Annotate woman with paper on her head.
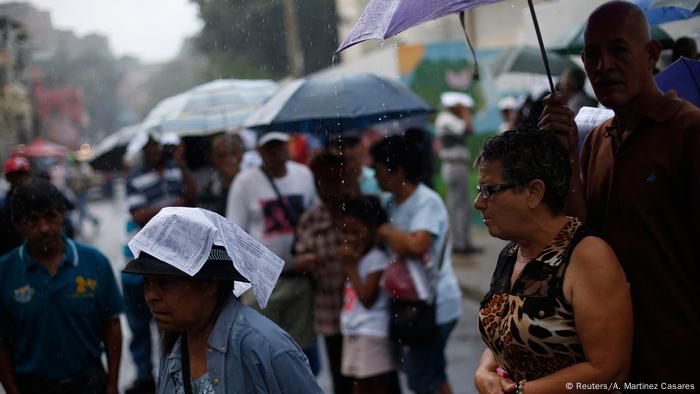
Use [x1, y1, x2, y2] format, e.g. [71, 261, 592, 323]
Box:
[122, 207, 322, 394]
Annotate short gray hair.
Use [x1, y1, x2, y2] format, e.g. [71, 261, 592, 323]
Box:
[475, 127, 570, 214]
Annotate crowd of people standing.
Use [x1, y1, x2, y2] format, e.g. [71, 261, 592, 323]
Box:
[0, 1, 699, 393]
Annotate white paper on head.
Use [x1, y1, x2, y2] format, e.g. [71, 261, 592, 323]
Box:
[128, 207, 284, 309]
[575, 106, 615, 136]
[201, 210, 283, 309]
[128, 208, 215, 276]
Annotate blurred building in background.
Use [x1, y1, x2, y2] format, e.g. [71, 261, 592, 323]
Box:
[0, 2, 130, 149]
[0, 11, 31, 164]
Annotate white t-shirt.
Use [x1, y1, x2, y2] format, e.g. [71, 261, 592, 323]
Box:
[435, 110, 467, 137]
[226, 161, 317, 265]
[386, 184, 462, 324]
[341, 248, 391, 337]
[435, 111, 470, 162]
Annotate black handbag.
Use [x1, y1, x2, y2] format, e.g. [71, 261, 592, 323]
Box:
[389, 298, 437, 345]
[388, 229, 449, 346]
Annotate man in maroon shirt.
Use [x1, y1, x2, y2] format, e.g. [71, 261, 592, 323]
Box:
[540, 1, 700, 388]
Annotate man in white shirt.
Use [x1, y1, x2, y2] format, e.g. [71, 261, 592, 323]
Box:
[435, 92, 481, 254]
[226, 132, 318, 367]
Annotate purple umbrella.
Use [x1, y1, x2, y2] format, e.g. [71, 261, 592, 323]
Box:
[337, 0, 558, 93]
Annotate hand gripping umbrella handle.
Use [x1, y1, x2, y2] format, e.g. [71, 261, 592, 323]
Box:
[527, 0, 556, 94]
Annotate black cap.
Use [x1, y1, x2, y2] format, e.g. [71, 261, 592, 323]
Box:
[123, 245, 250, 282]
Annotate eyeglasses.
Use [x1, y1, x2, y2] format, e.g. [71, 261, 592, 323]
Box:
[476, 183, 516, 199]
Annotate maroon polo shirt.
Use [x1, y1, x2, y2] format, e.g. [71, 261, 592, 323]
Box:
[581, 91, 700, 386]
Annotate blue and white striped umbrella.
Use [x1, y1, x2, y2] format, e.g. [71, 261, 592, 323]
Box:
[142, 79, 279, 137]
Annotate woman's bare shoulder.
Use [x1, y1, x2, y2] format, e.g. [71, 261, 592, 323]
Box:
[564, 235, 628, 298]
[570, 235, 619, 270]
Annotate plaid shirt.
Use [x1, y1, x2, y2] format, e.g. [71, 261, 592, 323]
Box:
[295, 204, 344, 336]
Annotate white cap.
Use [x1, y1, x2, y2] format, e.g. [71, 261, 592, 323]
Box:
[159, 132, 181, 146]
[257, 131, 289, 147]
[440, 92, 475, 108]
[126, 130, 181, 157]
[497, 96, 518, 111]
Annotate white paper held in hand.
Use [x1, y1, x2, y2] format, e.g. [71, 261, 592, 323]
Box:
[575, 106, 614, 136]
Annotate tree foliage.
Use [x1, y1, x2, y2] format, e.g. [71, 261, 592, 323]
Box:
[191, 0, 338, 79]
[145, 39, 209, 114]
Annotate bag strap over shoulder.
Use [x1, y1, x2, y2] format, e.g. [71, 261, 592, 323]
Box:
[427, 227, 450, 303]
[436, 226, 450, 271]
[181, 334, 193, 394]
[261, 166, 300, 227]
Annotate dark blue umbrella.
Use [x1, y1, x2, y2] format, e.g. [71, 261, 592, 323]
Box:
[655, 57, 700, 106]
[244, 73, 434, 135]
[632, 0, 700, 25]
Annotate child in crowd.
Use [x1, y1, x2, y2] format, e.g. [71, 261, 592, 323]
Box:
[339, 197, 401, 394]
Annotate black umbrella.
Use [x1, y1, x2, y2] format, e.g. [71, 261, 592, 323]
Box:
[244, 73, 434, 135]
[89, 125, 142, 171]
[491, 46, 582, 78]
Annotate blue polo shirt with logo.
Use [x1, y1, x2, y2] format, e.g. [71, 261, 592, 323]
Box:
[0, 236, 123, 380]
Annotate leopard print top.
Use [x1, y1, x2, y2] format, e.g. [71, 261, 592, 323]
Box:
[478, 217, 587, 382]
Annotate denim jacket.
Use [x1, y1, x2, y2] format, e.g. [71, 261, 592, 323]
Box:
[157, 296, 322, 394]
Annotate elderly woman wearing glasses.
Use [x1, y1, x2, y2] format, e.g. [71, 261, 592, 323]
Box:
[123, 207, 322, 394]
[473, 127, 632, 394]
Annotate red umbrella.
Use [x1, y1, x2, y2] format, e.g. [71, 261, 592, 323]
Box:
[15, 137, 69, 157]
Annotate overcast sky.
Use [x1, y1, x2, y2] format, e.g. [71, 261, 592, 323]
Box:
[17, 0, 202, 63]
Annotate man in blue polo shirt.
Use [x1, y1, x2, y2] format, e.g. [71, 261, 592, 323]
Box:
[0, 177, 123, 394]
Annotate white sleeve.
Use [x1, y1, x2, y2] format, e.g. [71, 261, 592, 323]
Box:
[408, 198, 444, 239]
[436, 112, 467, 136]
[306, 173, 319, 208]
[226, 173, 249, 230]
[299, 164, 318, 209]
[364, 249, 390, 274]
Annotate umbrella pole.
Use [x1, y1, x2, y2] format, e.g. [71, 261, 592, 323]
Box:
[459, 11, 480, 81]
[527, 0, 556, 94]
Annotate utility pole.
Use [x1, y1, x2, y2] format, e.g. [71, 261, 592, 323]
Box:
[281, 0, 305, 77]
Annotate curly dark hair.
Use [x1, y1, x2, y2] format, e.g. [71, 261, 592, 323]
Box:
[309, 150, 345, 180]
[369, 134, 422, 184]
[475, 127, 570, 214]
[340, 196, 388, 231]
